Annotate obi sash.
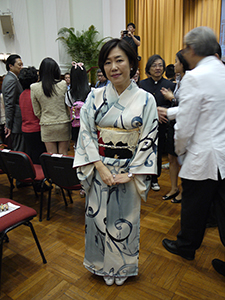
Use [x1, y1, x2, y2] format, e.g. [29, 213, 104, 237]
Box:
[97, 126, 140, 159]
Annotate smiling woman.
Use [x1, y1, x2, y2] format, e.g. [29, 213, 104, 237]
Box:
[73, 38, 159, 286]
[103, 47, 132, 95]
[99, 39, 138, 95]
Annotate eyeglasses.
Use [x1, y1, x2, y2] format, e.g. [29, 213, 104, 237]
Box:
[97, 74, 104, 77]
[151, 64, 163, 69]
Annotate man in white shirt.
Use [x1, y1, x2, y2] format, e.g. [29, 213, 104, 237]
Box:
[162, 27, 225, 276]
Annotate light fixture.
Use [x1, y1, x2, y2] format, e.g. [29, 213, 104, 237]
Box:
[0, 10, 15, 37]
[0, 53, 10, 63]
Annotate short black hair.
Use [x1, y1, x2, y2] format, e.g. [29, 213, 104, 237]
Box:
[127, 22, 135, 29]
[98, 38, 138, 79]
[165, 64, 175, 79]
[64, 72, 70, 77]
[19, 67, 38, 89]
[145, 54, 166, 75]
[6, 54, 21, 71]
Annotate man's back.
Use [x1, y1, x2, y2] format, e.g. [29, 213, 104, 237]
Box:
[175, 56, 225, 180]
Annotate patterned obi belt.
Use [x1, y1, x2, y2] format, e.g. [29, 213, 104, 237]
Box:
[97, 126, 140, 159]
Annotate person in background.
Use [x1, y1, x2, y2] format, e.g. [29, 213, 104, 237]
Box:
[19, 67, 46, 164]
[132, 68, 140, 86]
[31, 57, 71, 156]
[95, 69, 109, 88]
[139, 54, 175, 191]
[64, 71, 71, 152]
[74, 38, 158, 286]
[165, 64, 176, 82]
[2, 54, 24, 151]
[121, 22, 141, 60]
[0, 75, 6, 144]
[158, 44, 223, 209]
[2, 55, 28, 188]
[65, 61, 91, 198]
[64, 72, 71, 90]
[161, 27, 225, 275]
[65, 62, 91, 145]
[159, 50, 190, 203]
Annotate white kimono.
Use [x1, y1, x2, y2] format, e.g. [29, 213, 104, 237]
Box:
[74, 81, 158, 278]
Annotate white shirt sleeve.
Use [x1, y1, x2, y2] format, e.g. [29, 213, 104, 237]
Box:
[167, 106, 179, 120]
[174, 73, 201, 155]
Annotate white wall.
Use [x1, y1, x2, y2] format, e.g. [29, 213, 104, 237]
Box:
[0, 0, 125, 75]
[102, 0, 126, 39]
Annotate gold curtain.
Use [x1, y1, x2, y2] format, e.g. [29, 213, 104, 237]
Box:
[126, 0, 135, 24]
[126, 0, 184, 79]
[183, 0, 221, 38]
[126, 0, 222, 80]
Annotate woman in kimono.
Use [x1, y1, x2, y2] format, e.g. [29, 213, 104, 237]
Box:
[74, 38, 158, 286]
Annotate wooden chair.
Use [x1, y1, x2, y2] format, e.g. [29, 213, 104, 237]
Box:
[39, 153, 81, 221]
[0, 198, 47, 287]
[0, 149, 46, 199]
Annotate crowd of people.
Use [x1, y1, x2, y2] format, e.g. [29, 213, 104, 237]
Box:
[1, 24, 225, 285]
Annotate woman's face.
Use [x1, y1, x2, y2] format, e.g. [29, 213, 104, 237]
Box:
[174, 55, 183, 74]
[104, 46, 131, 95]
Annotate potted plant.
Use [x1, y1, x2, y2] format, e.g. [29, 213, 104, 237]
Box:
[57, 25, 110, 86]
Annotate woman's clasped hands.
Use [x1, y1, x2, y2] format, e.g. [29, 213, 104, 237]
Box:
[113, 173, 133, 185]
[94, 161, 133, 186]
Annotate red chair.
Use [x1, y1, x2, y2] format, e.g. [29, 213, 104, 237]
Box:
[0, 150, 47, 199]
[0, 198, 47, 286]
[40, 153, 81, 221]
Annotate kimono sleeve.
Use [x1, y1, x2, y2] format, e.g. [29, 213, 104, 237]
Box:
[128, 92, 158, 175]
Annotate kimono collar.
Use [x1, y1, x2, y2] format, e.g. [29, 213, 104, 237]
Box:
[111, 80, 138, 97]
